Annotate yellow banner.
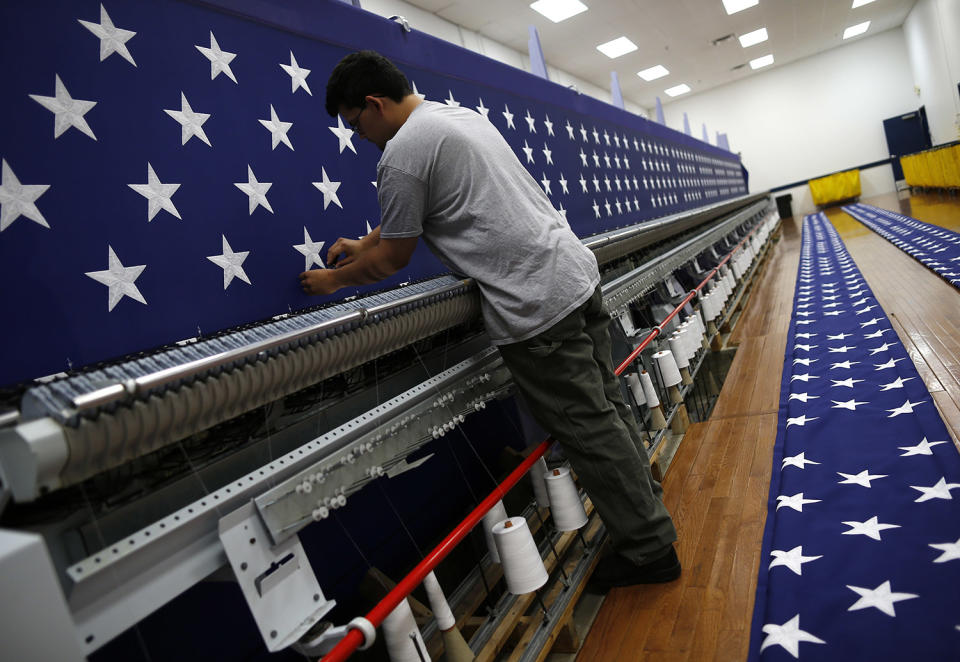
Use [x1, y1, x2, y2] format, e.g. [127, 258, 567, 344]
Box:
[900, 145, 960, 188]
[809, 169, 861, 206]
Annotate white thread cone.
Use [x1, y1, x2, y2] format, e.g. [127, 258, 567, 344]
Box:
[530, 457, 550, 509]
[492, 517, 549, 595]
[627, 372, 646, 406]
[423, 572, 475, 662]
[669, 335, 689, 369]
[544, 467, 588, 531]
[640, 371, 660, 407]
[655, 349, 682, 388]
[482, 500, 508, 564]
[382, 598, 431, 662]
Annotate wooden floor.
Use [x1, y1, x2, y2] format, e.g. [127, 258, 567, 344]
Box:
[576, 190, 960, 661]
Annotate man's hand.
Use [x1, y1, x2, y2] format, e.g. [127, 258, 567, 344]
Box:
[300, 268, 341, 296]
[327, 236, 366, 267]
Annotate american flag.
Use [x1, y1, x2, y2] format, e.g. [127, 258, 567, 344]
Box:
[748, 212, 960, 660]
[842, 203, 960, 289]
[0, 0, 745, 388]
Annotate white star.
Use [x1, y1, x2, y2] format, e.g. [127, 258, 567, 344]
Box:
[830, 361, 858, 369]
[860, 317, 883, 327]
[770, 546, 822, 575]
[579, 123, 588, 141]
[832, 398, 867, 411]
[540, 173, 552, 196]
[910, 477, 960, 502]
[128, 163, 181, 221]
[556, 202, 567, 220]
[838, 469, 887, 487]
[411, 81, 426, 100]
[312, 167, 342, 210]
[29, 75, 97, 140]
[164, 92, 211, 146]
[280, 51, 312, 95]
[328, 115, 356, 154]
[542, 143, 553, 165]
[443, 90, 459, 107]
[543, 114, 554, 136]
[78, 3, 136, 66]
[524, 110, 536, 132]
[789, 393, 818, 403]
[776, 492, 821, 512]
[795, 332, 817, 338]
[887, 399, 924, 418]
[790, 373, 819, 383]
[0, 160, 50, 231]
[234, 165, 273, 215]
[259, 104, 293, 151]
[842, 515, 900, 540]
[856, 305, 877, 315]
[898, 436, 947, 456]
[501, 104, 515, 129]
[795, 344, 817, 351]
[760, 615, 825, 658]
[929, 537, 960, 563]
[868, 342, 893, 355]
[207, 235, 251, 289]
[823, 311, 843, 317]
[592, 200, 600, 218]
[592, 127, 599, 143]
[828, 345, 855, 353]
[565, 120, 574, 139]
[85, 245, 147, 311]
[558, 173, 569, 194]
[475, 98, 489, 118]
[874, 357, 905, 370]
[782, 452, 820, 470]
[793, 358, 817, 366]
[847, 581, 918, 617]
[831, 378, 864, 388]
[196, 31, 237, 83]
[578, 174, 588, 193]
[293, 227, 325, 270]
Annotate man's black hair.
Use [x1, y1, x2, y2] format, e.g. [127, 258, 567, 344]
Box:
[325, 50, 412, 117]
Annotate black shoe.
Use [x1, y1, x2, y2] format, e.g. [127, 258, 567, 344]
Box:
[588, 547, 681, 589]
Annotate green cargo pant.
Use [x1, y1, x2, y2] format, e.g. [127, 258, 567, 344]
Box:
[497, 286, 677, 564]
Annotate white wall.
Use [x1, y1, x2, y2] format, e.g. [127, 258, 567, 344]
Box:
[358, 0, 648, 117]
[904, 0, 960, 144]
[661, 28, 919, 216]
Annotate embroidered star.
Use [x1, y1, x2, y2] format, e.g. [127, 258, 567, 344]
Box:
[929, 537, 960, 563]
[128, 163, 181, 221]
[864, 328, 891, 339]
[856, 305, 877, 315]
[787, 414, 818, 427]
[847, 581, 918, 617]
[327, 115, 356, 155]
[760, 615, 825, 658]
[524, 109, 536, 132]
[832, 398, 867, 410]
[823, 311, 843, 317]
[522, 141, 534, 163]
[558, 173, 569, 194]
[578, 174, 588, 193]
[543, 114, 554, 136]
[312, 167, 342, 210]
[910, 477, 960, 502]
[164, 92, 211, 146]
[789, 393, 818, 403]
[565, 120, 574, 139]
[540, 173, 552, 196]
[579, 123, 588, 141]
[831, 361, 859, 369]
[293, 227, 325, 270]
[411, 81, 426, 100]
[542, 143, 553, 165]
[234, 165, 273, 214]
[475, 98, 489, 118]
[790, 373, 819, 383]
[868, 343, 893, 355]
[207, 235, 251, 289]
[899, 437, 947, 456]
[860, 317, 883, 327]
[795, 332, 817, 338]
[838, 469, 887, 487]
[85, 245, 147, 311]
[770, 546, 822, 575]
[793, 358, 817, 366]
[592, 200, 600, 218]
[196, 31, 237, 83]
[828, 345, 856, 353]
[887, 399, 924, 418]
[280, 51, 312, 95]
[29, 75, 97, 140]
[874, 357, 905, 370]
[795, 344, 817, 351]
[842, 515, 900, 540]
[255, 104, 295, 151]
[0, 160, 50, 231]
[777, 493, 820, 512]
[78, 3, 136, 66]
[443, 90, 459, 107]
[782, 452, 820, 470]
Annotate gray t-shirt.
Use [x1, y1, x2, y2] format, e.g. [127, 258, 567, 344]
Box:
[377, 100, 600, 345]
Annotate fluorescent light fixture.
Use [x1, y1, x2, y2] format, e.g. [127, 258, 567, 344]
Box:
[638, 65, 670, 81]
[852, 0, 876, 7]
[843, 20, 870, 39]
[530, 0, 588, 24]
[722, 0, 758, 15]
[596, 36, 638, 59]
[749, 53, 774, 69]
[665, 83, 691, 97]
[739, 27, 768, 48]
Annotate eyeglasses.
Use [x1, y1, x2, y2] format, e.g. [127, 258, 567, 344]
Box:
[346, 95, 387, 135]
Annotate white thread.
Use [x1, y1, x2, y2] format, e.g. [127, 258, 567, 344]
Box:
[381, 598, 431, 662]
[482, 500, 509, 564]
[640, 370, 660, 407]
[529, 457, 550, 508]
[627, 372, 646, 406]
[668, 336, 690, 369]
[653, 349, 682, 387]
[492, 517, 549, 594]
[422, 571, 456, 631]
[544, 467, 588, 531]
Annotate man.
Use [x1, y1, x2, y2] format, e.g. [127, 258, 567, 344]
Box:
[302, 50, 678, 587]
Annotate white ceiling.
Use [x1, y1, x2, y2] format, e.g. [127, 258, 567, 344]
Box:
[399, 0, 918, 110]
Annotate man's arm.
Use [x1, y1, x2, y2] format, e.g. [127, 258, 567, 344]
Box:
[300, 235, 419, 296]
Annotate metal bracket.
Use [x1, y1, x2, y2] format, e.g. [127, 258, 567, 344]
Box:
[219, 502, 336, 652]
[389, 15, 411, 32]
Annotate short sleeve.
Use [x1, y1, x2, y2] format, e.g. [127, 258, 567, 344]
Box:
[377, 165, 427, 238]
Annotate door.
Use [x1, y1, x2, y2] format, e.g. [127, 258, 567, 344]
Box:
[883, 107, 933, 180]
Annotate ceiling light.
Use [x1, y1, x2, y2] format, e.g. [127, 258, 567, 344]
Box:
[851, 0, 876, 7]
[638, 65, 670, 81]
[739, 27, 768, 48]
[530, 0, 588, 24]
[722, 0, 759, 15]
[749, 54, 774, 69]
[843, 21, 870, 39]
[665, 84, 691, 97]
[596, 36, 638, 59]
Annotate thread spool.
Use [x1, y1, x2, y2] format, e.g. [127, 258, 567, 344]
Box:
[382, 598, 431, 662]
[492, 517, 549, 595]
[529, 457, 550, 509]
[693, 310, 710, 349]
[423, 572, 474, 662]
[627, 372, 646, 406]
[482, 500, 509, 564]
[653, 350, 682, 387]
[544, 467, 588, 531]
[641, 369, 667, 430]
[667, 337, 693, 385]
